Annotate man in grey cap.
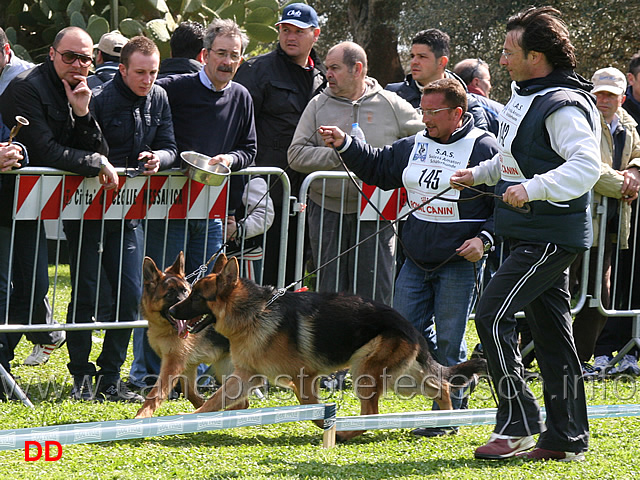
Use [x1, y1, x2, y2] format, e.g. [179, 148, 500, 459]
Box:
[234, 3, 326, 287]
[87, 30, 128, 89]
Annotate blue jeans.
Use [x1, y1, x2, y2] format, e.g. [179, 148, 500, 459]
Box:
[393, 257, 484, 409]
[64, 220, 143, 385]
[129, 218, 223, 387]
[143, 218, 223, 275]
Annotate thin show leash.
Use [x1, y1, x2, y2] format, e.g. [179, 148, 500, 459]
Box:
[185, 127, 332, 284]
[184, 129, 500, 405]
[190, 128, 529, 296]
[328, 142, 530, 297]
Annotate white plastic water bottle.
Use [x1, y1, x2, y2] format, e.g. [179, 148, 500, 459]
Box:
[351, 122, 366, 143]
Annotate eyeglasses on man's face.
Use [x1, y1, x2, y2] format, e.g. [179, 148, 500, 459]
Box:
[53, 48, 93, 67]
[209, 49, 241, 62]
[418, 107, 454, 117]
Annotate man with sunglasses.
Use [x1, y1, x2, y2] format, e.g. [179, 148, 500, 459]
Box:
[0, 26, 117, 184]
[0, 27, 118, 397]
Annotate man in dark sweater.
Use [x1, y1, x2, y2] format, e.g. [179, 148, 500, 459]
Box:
[127, 19, 256, 392]
[147, 18, 256, 275]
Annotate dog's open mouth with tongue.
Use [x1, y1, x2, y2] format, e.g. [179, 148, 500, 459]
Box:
[166, 312, 215, 337]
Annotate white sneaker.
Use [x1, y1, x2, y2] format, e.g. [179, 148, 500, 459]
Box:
[593, 355, 612, 375]
[611, 355, 640, 376]
[23, 332, 66, 366]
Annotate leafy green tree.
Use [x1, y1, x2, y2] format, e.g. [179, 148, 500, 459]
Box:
[310, 0, 640, 101]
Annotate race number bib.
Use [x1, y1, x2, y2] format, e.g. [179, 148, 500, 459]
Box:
[497, 86, 561, 182]
[402, 129, 482, 223]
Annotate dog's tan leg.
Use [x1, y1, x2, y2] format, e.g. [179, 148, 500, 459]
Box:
[135, 358, 185, 418]
[291, 370, 325, 430]
[336, 367, 383, 442]
[182, 364, 205, 410]
[193, 369, 253, 413]
[419, 373, 454, 410]
[432, 381, 453, 411]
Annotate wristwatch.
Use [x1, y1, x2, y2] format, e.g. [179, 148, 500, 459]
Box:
[100, 156, 108, 167]
[477, 232, 493, 253]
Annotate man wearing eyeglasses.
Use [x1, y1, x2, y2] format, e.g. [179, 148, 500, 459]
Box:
[147, 18, 256, 276]
[451, 7, 601, 462]
[318, 77, 497, 434]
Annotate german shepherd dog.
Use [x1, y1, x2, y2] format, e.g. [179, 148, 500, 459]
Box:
[169, 253, 486, 441]
[135, 252, 246, 419]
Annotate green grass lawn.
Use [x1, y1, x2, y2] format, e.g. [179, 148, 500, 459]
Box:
[1, 266, 640, 478]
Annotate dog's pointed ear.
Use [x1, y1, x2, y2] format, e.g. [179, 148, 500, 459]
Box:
[212, 253, 228, 275]
[143, 256, 162, 288]
[166, 251, 185, 276]
[217, 256, 239, 297]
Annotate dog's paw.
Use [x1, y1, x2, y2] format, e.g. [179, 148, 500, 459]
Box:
[135, 409, 152, 419]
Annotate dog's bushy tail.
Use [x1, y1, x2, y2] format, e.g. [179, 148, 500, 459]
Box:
[444, 358, 488, 386]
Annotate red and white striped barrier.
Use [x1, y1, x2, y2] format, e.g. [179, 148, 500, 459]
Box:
[14, 174, 228, 220]
[359, 184, 409, 221]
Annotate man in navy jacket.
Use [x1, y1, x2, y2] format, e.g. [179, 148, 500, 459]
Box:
[319, 78, 497, 435]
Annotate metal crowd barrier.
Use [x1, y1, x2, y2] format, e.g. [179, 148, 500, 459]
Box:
[294, 171, 404, 304]
[0, 166, 288, 334]
[3, 165, 640, 404]
[590, 196, 640, 365]
[294, 175, 640, 361]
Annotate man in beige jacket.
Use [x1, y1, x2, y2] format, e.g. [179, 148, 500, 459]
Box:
[572, 67, 640, 377]
[288, 41, 422, 305]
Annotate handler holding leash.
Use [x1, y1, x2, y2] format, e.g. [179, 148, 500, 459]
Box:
[450, 6, 601, 461]
[319, 77, 498, 436]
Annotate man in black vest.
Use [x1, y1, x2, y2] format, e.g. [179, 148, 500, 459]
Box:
[452, 7, 601, 462]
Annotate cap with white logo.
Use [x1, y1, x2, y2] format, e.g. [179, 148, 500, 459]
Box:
[591, 67, 627, 96]
[275, 3, 319, 29]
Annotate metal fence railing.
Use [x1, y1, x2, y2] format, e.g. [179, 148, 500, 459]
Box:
[0, 166, 287, 334]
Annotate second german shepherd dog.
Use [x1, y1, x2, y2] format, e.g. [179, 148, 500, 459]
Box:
[169, 253, 486, 441]
[135, 252, 245, 419]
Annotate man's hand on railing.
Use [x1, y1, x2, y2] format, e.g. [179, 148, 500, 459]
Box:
[99, 157, 119, 190]
[622, 167, 640, 204]
[0, 142, 24, 172]
[139, 151, 160, 175]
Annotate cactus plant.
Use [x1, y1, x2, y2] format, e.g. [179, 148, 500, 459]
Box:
[0, 0, 286, 63]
